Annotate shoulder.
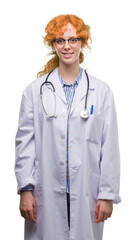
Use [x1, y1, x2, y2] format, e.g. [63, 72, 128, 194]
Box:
[87, 72, 110, 90]
[87, 72, 114, 97]
[22, 74, 48, 101]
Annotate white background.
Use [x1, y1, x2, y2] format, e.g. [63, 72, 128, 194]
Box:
[0, 0, 135, 239]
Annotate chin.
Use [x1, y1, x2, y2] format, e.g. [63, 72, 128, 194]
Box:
[60, 56, 79, 65]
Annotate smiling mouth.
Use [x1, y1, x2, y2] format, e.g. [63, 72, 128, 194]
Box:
[62, 52, 74, 55]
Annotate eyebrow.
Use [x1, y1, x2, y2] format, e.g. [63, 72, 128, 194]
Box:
[56, 36, 78, 39]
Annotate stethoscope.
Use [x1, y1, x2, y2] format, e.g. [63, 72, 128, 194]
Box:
[40, 69, 90, 119]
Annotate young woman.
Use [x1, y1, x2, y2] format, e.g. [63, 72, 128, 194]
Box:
[15, 14, 121, 240]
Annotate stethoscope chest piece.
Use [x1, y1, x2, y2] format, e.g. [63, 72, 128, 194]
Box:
[80, 109, 89, 119]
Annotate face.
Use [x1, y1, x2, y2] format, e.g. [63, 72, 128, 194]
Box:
[52, 23, 82, 66]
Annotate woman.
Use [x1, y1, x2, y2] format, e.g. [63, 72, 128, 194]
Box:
[15, 14, 121, 240]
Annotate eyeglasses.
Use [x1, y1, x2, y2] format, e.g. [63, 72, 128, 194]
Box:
[52, 37, 82, 47]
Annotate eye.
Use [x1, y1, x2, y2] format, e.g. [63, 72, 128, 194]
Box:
[56, 39, 64, 44]
[69, 38, 78, 43]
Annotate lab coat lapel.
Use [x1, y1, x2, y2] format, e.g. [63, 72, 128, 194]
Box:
[48, 68, 67, 104]
[70, 70, 88, 115]
[47, 68, 94, 114]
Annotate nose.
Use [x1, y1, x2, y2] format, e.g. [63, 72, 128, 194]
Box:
[64, 40, 71, 49]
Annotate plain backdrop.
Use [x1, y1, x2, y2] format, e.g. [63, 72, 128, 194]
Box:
[0, 0, 135, 239]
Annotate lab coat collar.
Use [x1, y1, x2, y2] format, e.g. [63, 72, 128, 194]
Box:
[47, 67, 67, 104]
[70, 69, 92, 115]
[47, 67, 94, 115]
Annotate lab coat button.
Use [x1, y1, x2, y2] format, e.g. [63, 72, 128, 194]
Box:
[60, 161, 64, 166]
[61, 135, 65, 140]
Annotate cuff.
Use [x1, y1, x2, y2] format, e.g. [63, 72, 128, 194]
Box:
[20, 184, 34, 192]
[97, 192, 121, 204]
[17, 177, 36, 194]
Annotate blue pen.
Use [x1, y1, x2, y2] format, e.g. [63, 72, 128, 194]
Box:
[90, 105, 94, 115]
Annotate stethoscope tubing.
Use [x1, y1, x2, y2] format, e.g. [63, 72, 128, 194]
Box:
[84, 70, 89, 110]
[40, 69, 54, 95]
[40, 69, 90, 118]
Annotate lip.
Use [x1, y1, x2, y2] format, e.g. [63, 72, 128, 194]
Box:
[62, 52, 74, 55]
[62, 52, 74, 58]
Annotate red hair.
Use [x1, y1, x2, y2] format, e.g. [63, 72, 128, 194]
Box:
[37, 14, 92, 78]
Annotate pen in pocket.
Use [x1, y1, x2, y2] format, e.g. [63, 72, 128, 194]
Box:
[90, 105, 94, 115]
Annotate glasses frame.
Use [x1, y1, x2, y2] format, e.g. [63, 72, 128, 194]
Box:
[52, 37, 83, 47]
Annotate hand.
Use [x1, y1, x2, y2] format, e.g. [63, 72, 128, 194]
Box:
[20, 191, 37, 224]
[94, 199, 113, 223]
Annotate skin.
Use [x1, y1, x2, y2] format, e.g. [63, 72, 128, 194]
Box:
[20, 23, 113, 223]
[94, 199, 113, 223]
[20, 191, 37, 223]
[52, 22, 83, 84]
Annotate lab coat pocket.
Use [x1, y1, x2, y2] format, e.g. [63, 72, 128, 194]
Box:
[33, 186, 42, 223]
[85, 114, 103, 145]
[33, 169, 42, 223]
[88, 171, 100, 212]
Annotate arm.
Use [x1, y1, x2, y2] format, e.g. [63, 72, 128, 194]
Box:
[20, 191, 36, 223]
[15, 91, 37, 223]
[95, 87, 121, 222]
[15, 93, 36, 194]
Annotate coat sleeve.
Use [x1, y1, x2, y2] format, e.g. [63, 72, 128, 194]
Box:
[15, 90, 36, 194]
[97, 86, 121, 204]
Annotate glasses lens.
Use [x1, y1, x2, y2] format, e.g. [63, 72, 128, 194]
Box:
[69, 38, 78, 44]
[53, 37, 82, 47]
[55, 39, 65, 45]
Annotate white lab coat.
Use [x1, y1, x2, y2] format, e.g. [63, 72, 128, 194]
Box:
[15, 67, 121, 240]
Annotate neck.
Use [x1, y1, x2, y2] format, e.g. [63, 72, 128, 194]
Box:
[58, 62, 80, 84]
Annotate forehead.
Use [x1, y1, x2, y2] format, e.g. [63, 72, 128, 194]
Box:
[62, 23, 75, 31]
[61, 23, 77, 37]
